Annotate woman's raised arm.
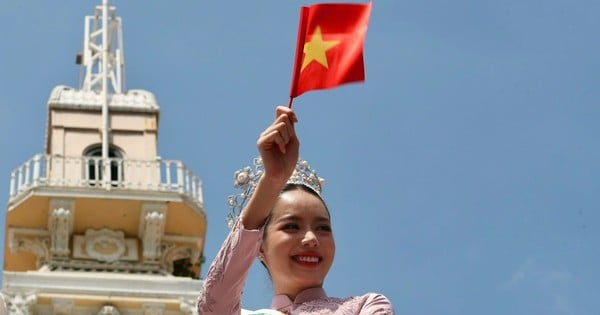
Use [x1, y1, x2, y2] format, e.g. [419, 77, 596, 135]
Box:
[242, 106, 299, 229]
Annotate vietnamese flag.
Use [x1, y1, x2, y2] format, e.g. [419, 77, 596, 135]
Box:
[289, 2, 372, 103]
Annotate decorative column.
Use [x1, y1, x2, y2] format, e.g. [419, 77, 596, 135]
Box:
[139, 203, 167, 263]
[98, 305, 121, 315]
[48, 199, 75, 259]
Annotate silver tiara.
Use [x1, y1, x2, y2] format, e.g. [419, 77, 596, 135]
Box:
[226, 157, 325, 229]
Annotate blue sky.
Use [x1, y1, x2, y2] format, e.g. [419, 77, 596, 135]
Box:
[1, 0, 599, 314]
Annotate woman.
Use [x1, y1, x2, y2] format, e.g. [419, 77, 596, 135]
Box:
[198, 106, 394, 314]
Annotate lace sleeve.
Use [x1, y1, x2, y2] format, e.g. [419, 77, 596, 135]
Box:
[359, 293, 395, 315]
[197, 218, 264, 315]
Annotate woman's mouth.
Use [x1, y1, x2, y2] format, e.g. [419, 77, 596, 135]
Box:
[292, 254, 321, 266]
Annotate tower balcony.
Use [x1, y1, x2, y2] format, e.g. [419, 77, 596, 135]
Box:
[7, 154, 204, 214]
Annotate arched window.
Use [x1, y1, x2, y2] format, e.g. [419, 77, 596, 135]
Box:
[85, 145, 124, 186]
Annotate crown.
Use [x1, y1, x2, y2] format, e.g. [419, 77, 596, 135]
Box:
[226, 158, 325, 229]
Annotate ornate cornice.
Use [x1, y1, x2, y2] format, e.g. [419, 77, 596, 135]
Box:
[8, 228, 50, 268]
[2, 271, 202, 300]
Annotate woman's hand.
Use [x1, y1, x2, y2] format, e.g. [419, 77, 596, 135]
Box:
[242, 106, 299, 229]
[257, 106, 299, 187]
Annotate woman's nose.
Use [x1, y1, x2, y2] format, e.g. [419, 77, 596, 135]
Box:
[301, 230, 319, 247]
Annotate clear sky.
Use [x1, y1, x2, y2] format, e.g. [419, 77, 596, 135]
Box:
[1, 1, 599, 314]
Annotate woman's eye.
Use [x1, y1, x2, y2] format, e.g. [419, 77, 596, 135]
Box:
[282, 223, 299, 230]
[318, 225, 332, 232]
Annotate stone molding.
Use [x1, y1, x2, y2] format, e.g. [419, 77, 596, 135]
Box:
[178, 299, 198, 315]
[84, 231, 126, 262]
[3, 292, 37, 315]
[97, 305, 120, 315]
[8, 226, 202, 275]
[8, 228, 50, 268]
[72, 232, 139, 263]
[3, 271, 201, 300]
[48, 201, 74, 258]
[142, 303, 165, 315]
[52, 298, 74, 315]
[139, 203, 167, 263]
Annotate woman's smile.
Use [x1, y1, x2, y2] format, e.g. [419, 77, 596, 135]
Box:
[292, 252, 322, 266]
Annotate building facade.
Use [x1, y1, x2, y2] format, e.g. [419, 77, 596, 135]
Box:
[2, 2, 205, 314]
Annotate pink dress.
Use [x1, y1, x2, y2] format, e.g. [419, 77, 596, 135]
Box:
[197, 219, 395, 315]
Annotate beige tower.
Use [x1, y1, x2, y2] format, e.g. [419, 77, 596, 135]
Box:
[2, 2, 206, 314]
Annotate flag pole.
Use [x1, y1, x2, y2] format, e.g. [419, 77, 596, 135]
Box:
[289, 7, 309, 108]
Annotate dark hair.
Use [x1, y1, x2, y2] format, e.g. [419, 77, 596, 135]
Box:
[283, 183, 329, 212]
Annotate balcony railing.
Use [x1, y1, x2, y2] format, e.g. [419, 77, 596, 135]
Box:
[8, 154, 203, 207]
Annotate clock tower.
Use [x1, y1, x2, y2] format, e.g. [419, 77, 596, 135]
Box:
[2, 2, 205, 314]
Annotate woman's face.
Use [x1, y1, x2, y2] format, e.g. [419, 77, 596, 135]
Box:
[260, 188, 335, 296]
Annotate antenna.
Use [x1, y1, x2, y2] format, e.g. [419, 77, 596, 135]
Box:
[79, 1, 125, 93]
[77, 0, 126, 188]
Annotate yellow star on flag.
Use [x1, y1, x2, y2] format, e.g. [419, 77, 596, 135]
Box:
[301, 26, 341, 72]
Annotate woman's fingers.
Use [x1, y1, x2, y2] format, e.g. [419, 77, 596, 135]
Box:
[260, 109, 297, 152]
[257, 106, 299, 158]
[255, 106, 301, 184]
[275, 106, 298, 123]
[280, 113, 296, 141]
[273, 130, 287, 154]
[258, 123, 288, 154]
[278, 106, 297, 140]
[275, 117, 291, 144]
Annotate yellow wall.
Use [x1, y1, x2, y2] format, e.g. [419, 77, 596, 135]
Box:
[4, 194, 206, 272]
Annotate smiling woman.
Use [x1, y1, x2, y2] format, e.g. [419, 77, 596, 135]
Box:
[197, 106, 394, 315]
[260, 185, 335, 297]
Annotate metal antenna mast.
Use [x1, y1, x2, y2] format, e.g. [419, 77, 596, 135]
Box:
[101, 0, 109, 187]
[78, 0, 125, 188]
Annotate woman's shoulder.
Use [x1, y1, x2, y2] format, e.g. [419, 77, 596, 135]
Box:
[351, 292, 394, 314]
[359, 292, 393, 302]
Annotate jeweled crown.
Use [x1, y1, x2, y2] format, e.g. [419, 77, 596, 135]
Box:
[226, 158, 325, 229]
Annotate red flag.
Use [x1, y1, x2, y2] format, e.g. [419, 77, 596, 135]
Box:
[289, 2, 372, 101]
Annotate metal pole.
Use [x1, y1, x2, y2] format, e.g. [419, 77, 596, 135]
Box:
[101, 0, 110, 189]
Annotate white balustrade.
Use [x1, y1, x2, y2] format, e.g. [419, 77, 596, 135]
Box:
[8, 154, 203, 207]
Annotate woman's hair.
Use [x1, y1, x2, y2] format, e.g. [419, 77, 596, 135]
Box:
[259, 183, 331, 273]
[264, 183, 330, 230]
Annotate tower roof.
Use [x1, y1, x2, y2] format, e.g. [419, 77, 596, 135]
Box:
[48, 85, 159, 112]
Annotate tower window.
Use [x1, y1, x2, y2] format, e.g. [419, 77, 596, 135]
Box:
[84, 145, 124, 185]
